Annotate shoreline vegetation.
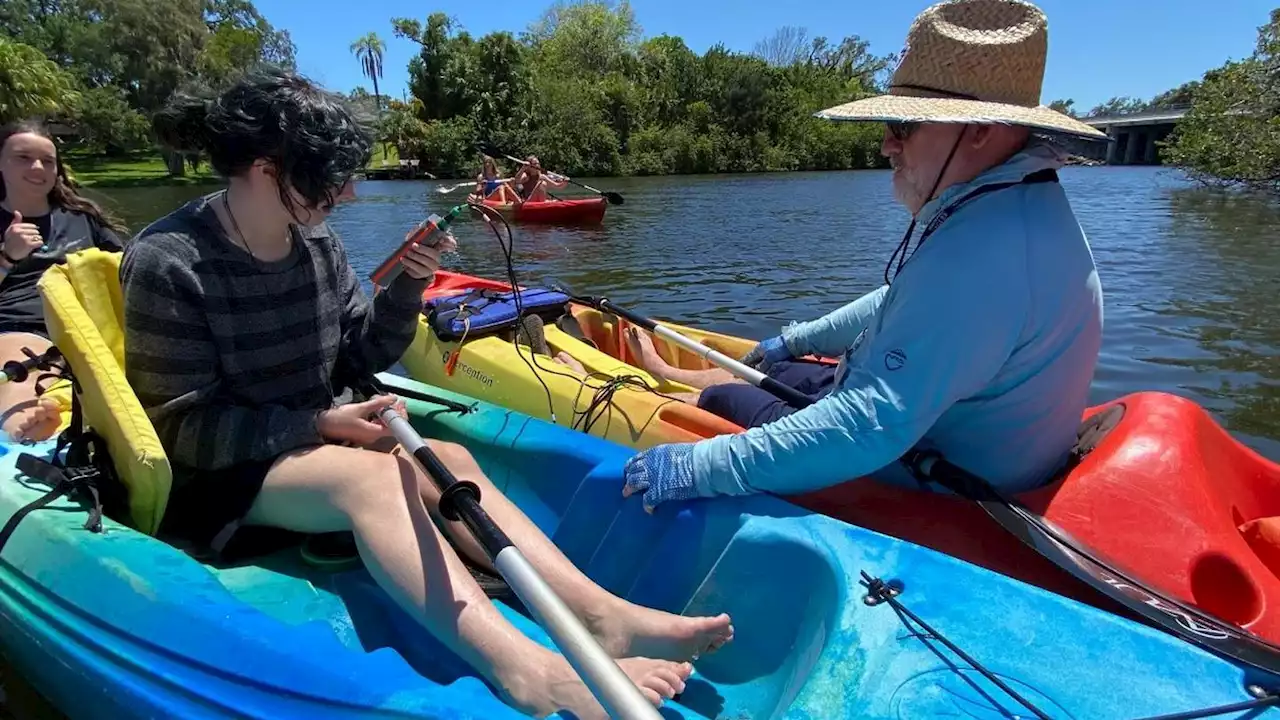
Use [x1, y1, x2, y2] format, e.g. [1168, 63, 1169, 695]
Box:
[2, 2, 1277, 191]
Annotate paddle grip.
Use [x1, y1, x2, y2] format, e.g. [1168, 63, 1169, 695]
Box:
[759, 375, 815, 410]
[380, 405, 514, 553]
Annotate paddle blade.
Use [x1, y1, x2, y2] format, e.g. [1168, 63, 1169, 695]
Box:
[603, 191, 625, 205]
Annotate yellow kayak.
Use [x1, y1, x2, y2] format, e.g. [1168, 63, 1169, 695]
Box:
[399, 271, 754, 448]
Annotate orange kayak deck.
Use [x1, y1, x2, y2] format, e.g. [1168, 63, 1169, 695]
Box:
[420, 270, 1280, 643]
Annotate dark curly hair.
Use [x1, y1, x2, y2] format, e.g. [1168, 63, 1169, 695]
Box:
[0, 120, 127, 234]
[152, 66, 373, 218]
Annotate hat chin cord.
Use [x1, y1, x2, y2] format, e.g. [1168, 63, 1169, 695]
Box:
[883, 127, 967, 286]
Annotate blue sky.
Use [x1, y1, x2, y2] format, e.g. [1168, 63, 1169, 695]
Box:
[256, 0, 1272, 112]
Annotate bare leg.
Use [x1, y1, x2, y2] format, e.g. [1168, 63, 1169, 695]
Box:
[624, 327, 743, 390]
[552, 351, 586, 374]
[0, 333, 63, 443]
[245, 444, 693, 718]
[403, 439, 733, 661]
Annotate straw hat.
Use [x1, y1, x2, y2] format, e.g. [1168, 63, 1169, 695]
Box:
[816, 0, 1107, 142]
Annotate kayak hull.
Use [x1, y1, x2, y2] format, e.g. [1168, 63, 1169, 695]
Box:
[466, 195, 607, 225]
[1, 373, 1275, 719]
[410, 270, 1280, 646]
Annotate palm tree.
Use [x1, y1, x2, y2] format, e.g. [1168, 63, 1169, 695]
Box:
[351, 32, 387, 159]
[350, 32, 386, 111]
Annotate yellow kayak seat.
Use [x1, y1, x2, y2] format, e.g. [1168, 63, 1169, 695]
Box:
[37, 248, 169, 535]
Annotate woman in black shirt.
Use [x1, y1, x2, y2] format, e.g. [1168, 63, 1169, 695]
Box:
[0, 120, 125, 441]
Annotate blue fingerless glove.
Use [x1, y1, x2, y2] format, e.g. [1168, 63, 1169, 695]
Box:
[622, 443, 700, 513]
[740, 335, 791, 371]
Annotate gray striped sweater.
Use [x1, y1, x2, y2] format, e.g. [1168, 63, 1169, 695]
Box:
[121, 192, 427, 472]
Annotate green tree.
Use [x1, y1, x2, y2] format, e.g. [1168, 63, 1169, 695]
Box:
[1164, 9, 1280, 193]
[390, 2, 894, 177]
[1047, 98, 1077, 117]
[1086, 96, 1148, 117]
[0, 38, 81, 123]
[350, 32, 385, 111]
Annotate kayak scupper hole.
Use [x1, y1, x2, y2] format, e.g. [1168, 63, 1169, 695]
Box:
[1189, 551, 1263, 628]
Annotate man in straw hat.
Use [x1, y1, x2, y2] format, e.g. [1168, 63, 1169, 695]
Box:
[620, 0, 1106, 512]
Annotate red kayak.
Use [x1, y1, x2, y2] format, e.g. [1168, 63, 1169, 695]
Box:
[467, 195, 607, 225]
[414, 270, 1280, 643]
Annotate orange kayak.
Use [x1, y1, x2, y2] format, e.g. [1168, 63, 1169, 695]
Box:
[466, 194, 607, 225]
[412, 270, 1280, 644]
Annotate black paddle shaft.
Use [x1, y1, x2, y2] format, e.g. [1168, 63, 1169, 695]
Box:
[593, 296, 814, 410]
[903, 448, 1280, 676]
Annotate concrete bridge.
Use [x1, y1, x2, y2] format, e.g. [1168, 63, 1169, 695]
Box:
[1081, 107, 1189, 165]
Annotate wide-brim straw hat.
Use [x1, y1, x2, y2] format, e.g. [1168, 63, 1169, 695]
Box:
[816, 0, 1108, 143]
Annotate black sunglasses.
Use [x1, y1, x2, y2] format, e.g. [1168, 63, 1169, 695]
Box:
[887, 121, 922, 141]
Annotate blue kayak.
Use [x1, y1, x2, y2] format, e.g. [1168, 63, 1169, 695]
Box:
[0, 371, 1274, 719]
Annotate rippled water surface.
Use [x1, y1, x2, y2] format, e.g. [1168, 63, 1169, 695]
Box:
[96, 166, 1280, 460]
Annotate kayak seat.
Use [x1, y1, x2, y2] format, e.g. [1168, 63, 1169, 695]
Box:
[37, 248, 170, 536]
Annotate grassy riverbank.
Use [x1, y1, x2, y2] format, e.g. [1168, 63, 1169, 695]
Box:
[64, 151, 219, 189]
[65, 143, 401, 189]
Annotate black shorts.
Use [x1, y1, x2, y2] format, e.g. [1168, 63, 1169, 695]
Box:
[159, 458, 278, 553]
[696, 360, 837, 428]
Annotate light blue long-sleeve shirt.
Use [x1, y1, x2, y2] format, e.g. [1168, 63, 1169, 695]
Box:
[690, 142, 1104, 497]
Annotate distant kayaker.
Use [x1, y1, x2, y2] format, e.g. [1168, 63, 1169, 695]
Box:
[512, 155, 567, 202]
[0, 119, 126, 442]
[474, 155, 519, 203]
[620, 0, 1108, 513]
[124, 67, 731, 720]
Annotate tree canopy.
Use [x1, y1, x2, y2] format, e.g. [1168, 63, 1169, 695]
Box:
[380, 0, 894, 178]
[0, 0, 294, 156]
[1164, 8, 1280, 193]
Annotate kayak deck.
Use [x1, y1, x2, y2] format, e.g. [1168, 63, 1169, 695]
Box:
[0, 372, 1273, 718]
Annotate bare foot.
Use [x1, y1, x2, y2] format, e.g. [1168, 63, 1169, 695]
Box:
[589, 601, 734, 662]
[6, 398, 62, 443]
[624, 327, 672, 379]
[502, 649, 692, 718]
[553, 351, 586, 374]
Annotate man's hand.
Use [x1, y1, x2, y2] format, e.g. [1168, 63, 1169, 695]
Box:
[622, 443, 701, 513]
[3, 211, 43, 265]
[401, 230, 458, 280]
[740, 335, 791, 372]
[317, 394, 407, 447]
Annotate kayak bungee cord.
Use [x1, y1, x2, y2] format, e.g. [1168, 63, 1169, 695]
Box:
[361, 379, 661, 720]
[463, 202, 692, 431]
[466, 201, 561, 422]
[861, 572, 1054, 720]
[861, 572, 1280, 720]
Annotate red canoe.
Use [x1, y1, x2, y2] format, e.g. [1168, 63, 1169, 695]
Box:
[414, 270, 1280, 644]
[468, 195, 607, 225]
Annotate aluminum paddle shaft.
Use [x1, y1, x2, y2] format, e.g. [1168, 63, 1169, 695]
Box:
[373, 404, 662, 720]
[593, 297, 815, 410]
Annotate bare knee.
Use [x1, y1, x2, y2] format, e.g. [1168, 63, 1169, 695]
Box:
[334, 451, 422, 521]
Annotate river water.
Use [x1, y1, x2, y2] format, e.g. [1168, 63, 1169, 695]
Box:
[92, 167, 1280, 461]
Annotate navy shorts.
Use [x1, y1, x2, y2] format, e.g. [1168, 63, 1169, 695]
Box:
[696, 360, 836, 428]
